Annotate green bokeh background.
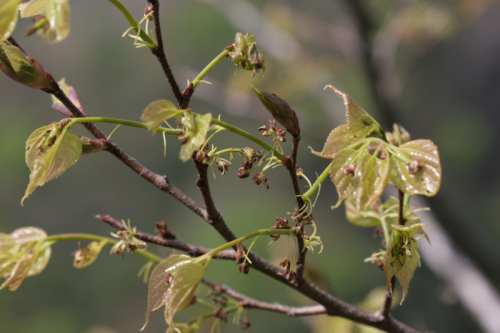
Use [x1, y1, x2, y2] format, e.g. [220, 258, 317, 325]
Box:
[1, 1, 499, 332]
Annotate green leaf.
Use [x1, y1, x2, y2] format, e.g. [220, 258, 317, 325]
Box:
[311, 124, 358, 159]
[325, 85, 383, 137]
[395, 240, 420, 304]
[357, 152, 389, 209]
[72, 241, 106, 269]
[0, 253, 34, 291]
[179, 113, 212, 162]
[142, 255, 192, 330]
[37, 0, 70, 43]
[141, 100, 181, 134]
[0, 233, 18, 272]
[25, 125, 50, 170]
[345, 197, 381, 228]
[18, 0, 50, 17]
[330, 148, 360, 208]
[164, 261, 207, 329]
[22, 123, 82, 205]
[0, 0, 21, 44]
[389, 140, 441, 196]
[10, 227, 51, 276]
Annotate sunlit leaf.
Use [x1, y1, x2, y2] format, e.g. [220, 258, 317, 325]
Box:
[0, 253, 34, 291]
[325, 85, 383, 137]
[72, 241, 106, 269]
[141, 100, 181, 134]
[0, 0, 21, 44]
[164, 260, 207, 328]
[37, 0, 70, 43]
[142, 255, 192, 330]
[0, 233, 18, 271]
[10, 227, 50, 276]
[311, 124, 358, 159]
[330, 148, 360, 208]
[357, 152, 389, 209]
[389, 140, 441, 196]
[22, 123, 82, 204]
[10, 226, 47, 245]
[18, 0, 50, 17]
[179, 113, 212, 162]
[25, 125, 50, 169]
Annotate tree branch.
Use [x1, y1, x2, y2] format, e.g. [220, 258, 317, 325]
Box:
[97, 214, 235, 259]
[147, 0, 185, 107]
[202, 279, 327, 317]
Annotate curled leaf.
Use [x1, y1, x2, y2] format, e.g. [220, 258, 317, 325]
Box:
[22, 121, 82, 204]
[36, 0, 70, 43]
[357, 152, 389, 209]
[178, 112, 212, 162]
[72, 241, 106, 269]
[228, 32, 265, 76]
[389, 140, 441, 196]
[141, 99, 182, 134]
[50, 78, 84, 116]
[18, 0, 50, 17]
[0, 0, 21, 43]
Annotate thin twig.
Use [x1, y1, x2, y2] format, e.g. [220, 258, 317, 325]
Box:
[202, 279, 327, 317]
[97, 214, 235, 259]
[147, 0, 185, 107]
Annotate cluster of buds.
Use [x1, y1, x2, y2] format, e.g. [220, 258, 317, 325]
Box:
[288, 208, 314, 239]
[110, 222, 147, 256]
[258, 120, 286, 142]
[237, 147, 263, 179]
[214, 308, 228, 323]
[155, 221, 176, 240]
[252, 172, 269, 189]
[270, 217, 290, 241]
[227, 32, 265, 76]
[207, 284, 228, 308]
[215, 159, 231, 175]
[277, 258, 291, 276]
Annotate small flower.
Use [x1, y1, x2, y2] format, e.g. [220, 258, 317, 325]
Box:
[252, 173, 269, 189]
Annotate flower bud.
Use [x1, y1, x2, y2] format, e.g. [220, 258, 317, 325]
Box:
[228, 32, 265, 76]
[252, 86, 300, 135]
[239, 263, 250, 274]
[80, 136, 109, 154]
[0, 41, 56, 91]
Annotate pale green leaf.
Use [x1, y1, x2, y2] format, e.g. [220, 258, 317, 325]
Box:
[396, 239, 420, 304]
[22, 126, 82, 204]
[142, 255, 192, 330]
[389, 140, 441, 196]
[10, 226, 47, 245]
[311, 124, 358, 159]
[179, 113, 212, 162]
[0, 253, 34, 291]
[0, 233, 18, 271]
[326, 85, 382, 137]
[383, 232, 405, 296]
[37, 0, 70, 43]
[164, 261, 207, 328]
[73, 241, 106, 269]
[0, 0, 21, 43]
[18, 0, 50, 17]
[345, 197, 381, 228]
[330, 148, 360, 208]
[25, 125, 50, 170]
[357, 153, 389, 209]
[141, 100, 181, 134]
[10, 227, 50, 276]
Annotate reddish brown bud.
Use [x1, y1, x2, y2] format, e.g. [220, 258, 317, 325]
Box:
[241, 317, 251, 329]
[239, 263, 250, 274]
[343, 163, 356, 176]
[237, 167, 251, 179]
[235, 244, 245, 263]
[287, 271, 297, 283]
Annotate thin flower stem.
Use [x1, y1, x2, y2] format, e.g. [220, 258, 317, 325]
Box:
[69, 117, 181, 136]
[106, 0, 156, 50]
[192, 49, 231, 89]
[44, 233, 163, 263]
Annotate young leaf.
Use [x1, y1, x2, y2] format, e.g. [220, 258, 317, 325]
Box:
[178, 113, 212, 162]
[10, 227, 51, 276]
[22, 123, 82, 204]
[311, 124, 357, 159]
[18, 0, 50, 17]
[141, 100, 181, 134]
[0, 233, 18, 270]
[0, 0, 21, 44]
[396, 240, 420, 304]
[37, 0, 70, 43]
[330, 148, 361, 208]
[72, 241, 106, 269]
[389, 140, 441, 196]
[345, 197, 381, 228]
[325, 85, 383, 138]
[357, 152, 389, 209]
[164, 261, 207, 329]
[0, 253, 34, 291]
[142, 255, 192, 330]
[50, 78, 83, 116]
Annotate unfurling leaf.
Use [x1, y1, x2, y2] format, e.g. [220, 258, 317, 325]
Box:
[383, 223, 425, 304]
[50, 78, 84, 116]
[178, 112, 212, 162]
[389, 140, 441, 196]
[251, 86, 300, 135]
[142, 255, 207, 331]
[35, 0, 70, 43]
[357, 152, 389, 209]
[22, 120, 82, 204]
[72, 241, 106, 269]
[311, 124, 357, 159]
[0, 227, 51, 291]
[330, 148, 360, 208]
[0, 41, 55, 90]
[0, 0, 21, 44]
[141, 100, 182, 134]
[18, 0, 50, 17]
[228, 32, 265, 76]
